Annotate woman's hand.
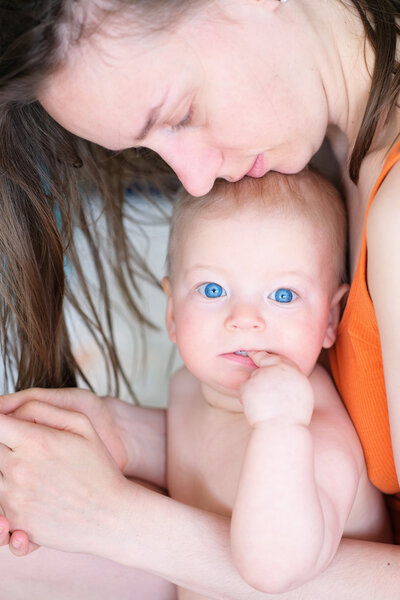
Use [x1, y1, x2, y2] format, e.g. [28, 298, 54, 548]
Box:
[0, 389, 127, 558]
[0, 388, 167, 556]
[0, 403, 128, 555]
[0, 388, 167, 486]
[0, 389, 129, 471]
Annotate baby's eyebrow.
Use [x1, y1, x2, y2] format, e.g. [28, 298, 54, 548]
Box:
[181, 265, 216, 282]
[184, 264, 217, 276]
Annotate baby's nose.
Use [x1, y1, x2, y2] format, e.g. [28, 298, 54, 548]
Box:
[225, 304, 266, 331]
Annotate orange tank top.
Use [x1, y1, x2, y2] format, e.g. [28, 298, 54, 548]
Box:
[330, 141, 400, 495]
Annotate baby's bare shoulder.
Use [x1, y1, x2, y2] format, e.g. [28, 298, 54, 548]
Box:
[309, 365, 365, 472]
[309, 364, 342, 409]
[309, 365, 362, 447]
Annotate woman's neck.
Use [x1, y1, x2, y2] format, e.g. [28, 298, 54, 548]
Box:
[309, 0, 375, 152]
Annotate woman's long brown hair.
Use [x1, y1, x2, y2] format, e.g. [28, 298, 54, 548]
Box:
[0, 2, 177, 398]
[0, 0, 399, 396]
[347, 0, 400, 182]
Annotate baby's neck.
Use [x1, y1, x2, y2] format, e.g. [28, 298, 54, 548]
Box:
[200, 381, 243, 414]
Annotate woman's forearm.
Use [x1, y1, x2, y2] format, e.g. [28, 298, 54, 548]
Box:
[104, 397, 167, 488]
[2, 478, 399, 600]
[0, 544, 176, 600]
[101, 481, 400, 600]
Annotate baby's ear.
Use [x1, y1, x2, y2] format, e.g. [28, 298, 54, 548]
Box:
[322, 283, 349, 349]
[161, 276, 176, 343]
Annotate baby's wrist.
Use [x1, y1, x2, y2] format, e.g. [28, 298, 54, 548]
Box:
[250, 413, 311, 430]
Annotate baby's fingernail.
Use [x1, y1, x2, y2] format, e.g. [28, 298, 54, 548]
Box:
[12, 538, 21, 549]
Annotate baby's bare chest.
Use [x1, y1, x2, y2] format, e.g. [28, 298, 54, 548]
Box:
[167, 399, 251, 516]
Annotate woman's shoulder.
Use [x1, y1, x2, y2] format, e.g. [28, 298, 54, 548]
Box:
[357, 130, 400, 214]
[368, 149, 400, 226]
[366, 147, 400, 317]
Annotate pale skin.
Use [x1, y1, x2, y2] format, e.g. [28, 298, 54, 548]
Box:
[0, 389, 397, 600]
[0, 0, 400, 597]
[162, 204, 389, 597]
[0, 202, 392, 600]
[167, 362, 387, 598]
[0, 544, 176, 600]
[0, 392, 176, 600]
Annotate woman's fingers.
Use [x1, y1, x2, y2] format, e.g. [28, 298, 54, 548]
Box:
[10, 401, 95, 438]
[0, 514, 10, 547]
[9, 530, 39, 556]
[0, 415, 28, 449]
[0, 387, 94, 415]
[0, 410, 124, 554]
[0, 405, 95, 455]
[0, 389, 128, 471]
[0, 508, 39, 556]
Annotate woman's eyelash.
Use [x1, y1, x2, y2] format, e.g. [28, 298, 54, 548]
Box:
[171, 106, 193, 131]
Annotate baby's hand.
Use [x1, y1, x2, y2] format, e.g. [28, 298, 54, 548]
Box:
[240, 351, 314, 427]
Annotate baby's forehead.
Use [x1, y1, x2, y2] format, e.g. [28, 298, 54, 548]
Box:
[168, 172, 345, 284]
[179, 198, 317, 234]
[174, 202, 328, 265]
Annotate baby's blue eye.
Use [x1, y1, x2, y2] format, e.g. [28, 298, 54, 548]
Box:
[198, 282, 226, 298]
[269, 288, 295, 303]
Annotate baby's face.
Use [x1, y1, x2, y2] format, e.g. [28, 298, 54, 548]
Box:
[166, 205, 339, 396]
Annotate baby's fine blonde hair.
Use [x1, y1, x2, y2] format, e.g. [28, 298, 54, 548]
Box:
[167, 169, 347, 287]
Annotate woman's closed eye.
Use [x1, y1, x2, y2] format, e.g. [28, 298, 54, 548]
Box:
[171, 105, 194, 131]
[268, 288, 298, 304]
[198, 282, 227, 298]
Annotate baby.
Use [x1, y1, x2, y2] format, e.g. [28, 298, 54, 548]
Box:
[162, 170, 391, 597]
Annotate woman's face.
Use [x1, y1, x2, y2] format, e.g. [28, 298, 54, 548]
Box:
[40, 0, 329, 196]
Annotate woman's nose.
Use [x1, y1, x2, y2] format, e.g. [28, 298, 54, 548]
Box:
[158, 139, 223, 197]
[225, 304, 266, 332]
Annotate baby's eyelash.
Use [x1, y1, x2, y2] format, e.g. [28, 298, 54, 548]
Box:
[171, 106, 193, 131]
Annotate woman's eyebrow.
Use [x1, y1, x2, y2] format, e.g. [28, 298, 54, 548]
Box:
[134, 91, 170, 142]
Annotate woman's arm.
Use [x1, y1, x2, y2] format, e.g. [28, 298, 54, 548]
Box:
[0, 543, 176, 600]
[100, 486, 400, 600]
[367, 163, 400, 482]
[0, 406, 398, 599]
[106, 396, 167, 488]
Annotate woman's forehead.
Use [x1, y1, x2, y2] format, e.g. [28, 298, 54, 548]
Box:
[38, 26, 200, 148]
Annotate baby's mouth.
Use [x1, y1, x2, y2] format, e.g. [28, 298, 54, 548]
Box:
[234, 350, 249, 356]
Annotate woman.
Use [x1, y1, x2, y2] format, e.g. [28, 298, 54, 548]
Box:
[0, 0, 400, 598]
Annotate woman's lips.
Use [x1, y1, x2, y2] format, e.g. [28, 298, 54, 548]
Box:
[246, 154, 267, 178]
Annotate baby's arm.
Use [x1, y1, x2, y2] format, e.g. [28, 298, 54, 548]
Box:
[231, 353, 364, 594]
